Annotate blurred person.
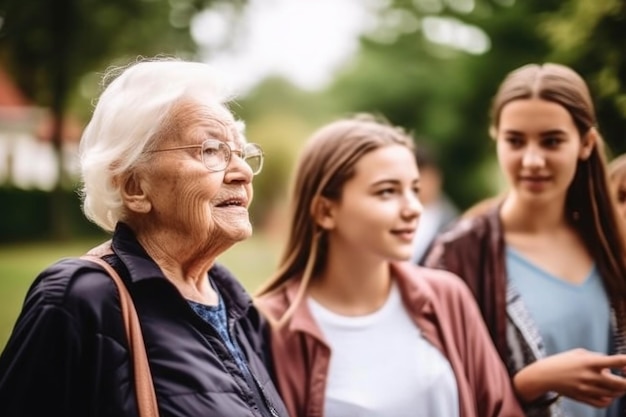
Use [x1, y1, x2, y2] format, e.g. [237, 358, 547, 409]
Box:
[255, 114, 524, 417]
[410, 144, 458, 264]
[457, 195, 504, 221]
[0, 58, 289, 417]
[609, 154, 626, 222]
[424, 63, 626, 417]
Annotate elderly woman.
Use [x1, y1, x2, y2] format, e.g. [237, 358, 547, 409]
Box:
[0, 59, 289, 417]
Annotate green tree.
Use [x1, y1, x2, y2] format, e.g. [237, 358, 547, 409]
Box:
[235, 76, 336, 227]
[540, 0, 626, 156]
[0, 0, 244, 238]
[325, 0, 625, 209]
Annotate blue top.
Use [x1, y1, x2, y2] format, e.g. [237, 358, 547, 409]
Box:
[188, 289, 253, 380]
[506, 247, 617, 417]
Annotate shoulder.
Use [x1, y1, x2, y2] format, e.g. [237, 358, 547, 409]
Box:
[407, 265, 474, 301]
[426, 210, 500, 263]
[32, 257, 116, 299]
[436, 211, 495, 245]
[25, 257, 120, 319]
[395, 263, 473, 309]
[399, 264, 482, 327]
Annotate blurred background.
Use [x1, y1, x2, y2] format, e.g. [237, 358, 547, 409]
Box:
[1, 0, 625, 349]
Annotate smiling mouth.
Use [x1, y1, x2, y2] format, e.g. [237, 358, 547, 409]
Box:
[216, 198, 247, 208]
[391, 229, 416, 239]
[520, 177, 550, 182]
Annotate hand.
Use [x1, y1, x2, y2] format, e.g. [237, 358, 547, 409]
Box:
[514, 348, 626, 408]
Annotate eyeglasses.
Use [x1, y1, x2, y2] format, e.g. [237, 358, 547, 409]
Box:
[149, 139, 264, 175]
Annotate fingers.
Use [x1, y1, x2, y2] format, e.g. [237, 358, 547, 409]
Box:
[543, 350, 626, 406]
[568, 369, 626, 405]
[584, 396, 614, 409]
[590, 354, 626, 370]
[595, 369, 626, 394]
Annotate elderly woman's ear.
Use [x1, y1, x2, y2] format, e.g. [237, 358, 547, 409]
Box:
[118, 171, 152, 214]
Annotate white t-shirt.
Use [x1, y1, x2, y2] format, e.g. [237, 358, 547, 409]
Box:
[308, 281, 459, 417]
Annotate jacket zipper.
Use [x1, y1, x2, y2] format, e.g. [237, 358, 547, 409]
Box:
[185, 299, 273, 417]
[229, 321, 280, 417]
[251, 372, 280, 417]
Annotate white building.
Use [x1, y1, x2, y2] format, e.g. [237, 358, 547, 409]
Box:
[0, 67, 81, 191]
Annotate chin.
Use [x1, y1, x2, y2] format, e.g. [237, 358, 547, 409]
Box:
[387, 251, 413, 262]
[231, 224, 253, 242]
[519, 191, 557, 206]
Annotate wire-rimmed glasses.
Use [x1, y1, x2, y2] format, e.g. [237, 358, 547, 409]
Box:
[149, 139, 264, 175]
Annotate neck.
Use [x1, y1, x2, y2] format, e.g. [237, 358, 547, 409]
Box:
[309, 243, 392, 316]
[133, 226, 223, 305]
[500, 192, 568, 234]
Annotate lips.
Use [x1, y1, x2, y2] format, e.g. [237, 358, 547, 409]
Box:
[520, 176, 550, 182]
[518, 175, 551, 192]
[215, 196, 248, 208]
[392, 228, 416, 233]
[391, 228, 416, 241]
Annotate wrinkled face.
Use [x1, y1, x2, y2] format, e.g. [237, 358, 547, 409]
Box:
[138, 102, 254, 246]
[495, 98, 593, 206]
[321, 145, 422, 262]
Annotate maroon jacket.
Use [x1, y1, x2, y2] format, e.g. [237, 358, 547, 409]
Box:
[423, 205, 509, 360]
[256, 262, 524, 417]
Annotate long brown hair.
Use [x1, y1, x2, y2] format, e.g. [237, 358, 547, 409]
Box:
[256, 114, 414, 324]
[490, 63, 626, 330]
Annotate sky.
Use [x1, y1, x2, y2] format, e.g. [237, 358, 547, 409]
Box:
[190, 0, 489, 95]
[191, 0, 374, 94]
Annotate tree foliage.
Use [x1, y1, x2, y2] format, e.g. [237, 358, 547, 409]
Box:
[324, 0, 626, 209]
[0, 0, 242, 110]
[541, 0, 626, 156]
[0, 0, 244, 237]
[2, 0, 625, 235]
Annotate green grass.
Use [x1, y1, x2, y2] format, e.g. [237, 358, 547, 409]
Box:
[0, 234, 282, 351]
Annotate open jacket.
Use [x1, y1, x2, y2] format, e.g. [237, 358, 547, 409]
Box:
[423, 205, 626, 417]
[256, 262, 524, 417]
[0, 223, 288, 417]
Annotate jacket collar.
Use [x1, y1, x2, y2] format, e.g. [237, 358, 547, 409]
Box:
[283, 277, 327, 343]
[110, 222, 253, 318]
[111, 222, 164, 283]
[391, 262, 433, 318]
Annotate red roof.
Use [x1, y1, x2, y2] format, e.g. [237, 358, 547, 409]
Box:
[0, 66, 30, 107]
[0, 66, 82, 142]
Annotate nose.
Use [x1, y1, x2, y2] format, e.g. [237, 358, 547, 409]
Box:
[403, 191, 423, 219]
[224, 153, 253, 184]
[522, 147, 545, 168]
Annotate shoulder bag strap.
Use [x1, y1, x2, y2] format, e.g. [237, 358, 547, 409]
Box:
[81, 255, 160, 417]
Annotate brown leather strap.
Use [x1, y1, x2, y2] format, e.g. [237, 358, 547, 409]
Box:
[81, 254, 160, 417]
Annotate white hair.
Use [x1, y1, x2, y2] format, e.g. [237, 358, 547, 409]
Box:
[79, 57, 237, 232]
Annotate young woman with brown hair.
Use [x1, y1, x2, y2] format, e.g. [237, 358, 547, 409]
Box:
[424, 63, 626, 417]
[255, 115, 524, 417]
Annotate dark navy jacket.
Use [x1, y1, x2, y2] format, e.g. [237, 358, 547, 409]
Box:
[0, 223, 289, 417]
